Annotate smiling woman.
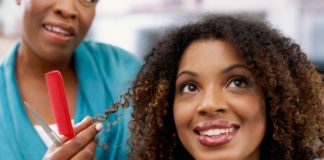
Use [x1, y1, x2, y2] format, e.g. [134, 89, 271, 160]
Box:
[0, 0, 140, 159]
[96, 14, 324, 160]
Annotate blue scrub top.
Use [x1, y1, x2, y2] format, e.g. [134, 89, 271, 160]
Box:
[0, 40, 140, 159]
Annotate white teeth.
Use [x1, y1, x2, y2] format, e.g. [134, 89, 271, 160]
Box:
[199, 128, 235, 136]
[44, 24, 71, 36]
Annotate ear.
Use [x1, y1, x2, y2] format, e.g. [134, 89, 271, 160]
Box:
[16, 0, 21, 5]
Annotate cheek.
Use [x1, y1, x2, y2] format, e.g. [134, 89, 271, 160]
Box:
[173, 100, 195, 129]
[233, 94, 266, 133]
[246, 97, 265, 122]
[22, 6, 37, 27]
[79, 11, 95, 31]
[230, 89, 266, 120]
[22, 7, 41, 43]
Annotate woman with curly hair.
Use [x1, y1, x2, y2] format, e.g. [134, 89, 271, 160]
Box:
[97, 15, 324, 159]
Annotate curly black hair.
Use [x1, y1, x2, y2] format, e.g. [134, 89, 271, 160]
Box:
[98, 14, 324, 160]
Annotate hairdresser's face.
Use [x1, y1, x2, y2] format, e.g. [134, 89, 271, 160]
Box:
[174, 40, 266, 160]
[18, 0, 97, 61]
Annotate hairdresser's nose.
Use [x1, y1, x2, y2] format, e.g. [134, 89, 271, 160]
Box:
[197, 88, 227, 116]
[53, 0, 78, 20]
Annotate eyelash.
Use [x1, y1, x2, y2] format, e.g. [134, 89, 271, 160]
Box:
[227, 76, 249, 88]
[180, 82, 199, 93]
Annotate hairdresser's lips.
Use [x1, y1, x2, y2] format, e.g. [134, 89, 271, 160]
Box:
[42, 22, 76, 44]
[194, 120, 239, 147]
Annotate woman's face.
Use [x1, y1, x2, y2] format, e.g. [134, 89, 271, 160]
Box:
[173, 40, 266, 160]
[18, 0, 97, 61]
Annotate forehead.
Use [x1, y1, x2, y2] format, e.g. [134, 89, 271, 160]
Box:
[178, 39, 246, 72]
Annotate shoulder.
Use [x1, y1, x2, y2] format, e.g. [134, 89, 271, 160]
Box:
[77, 40, 140, 66]
[75, 40, 142, 84]
[75, 40, 141, 79]
[0, 41, 20, 82]
[0, 41, 19, 68]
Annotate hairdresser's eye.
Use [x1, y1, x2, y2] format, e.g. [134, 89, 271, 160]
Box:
[228, 77, 248, 88]
[79, 0, 99, 6]
[181, 83, 198, 93]
[85, 0, 98, 3]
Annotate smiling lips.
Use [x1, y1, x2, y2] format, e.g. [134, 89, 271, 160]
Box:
[194, 120, 239, 147]
[43, 24, 75, 43]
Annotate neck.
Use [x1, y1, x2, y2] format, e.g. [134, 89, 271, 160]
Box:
[16, 45, 75, 79]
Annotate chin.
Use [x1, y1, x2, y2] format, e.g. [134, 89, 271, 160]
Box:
[190, 149, 248, 160]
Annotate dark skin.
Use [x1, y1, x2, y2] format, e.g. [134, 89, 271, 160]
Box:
[16, 52, 77, 124]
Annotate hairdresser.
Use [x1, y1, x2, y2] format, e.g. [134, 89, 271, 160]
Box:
[0, 0, 139, 159]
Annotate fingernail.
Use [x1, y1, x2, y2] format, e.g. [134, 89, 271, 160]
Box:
[95, 123, 103, 131]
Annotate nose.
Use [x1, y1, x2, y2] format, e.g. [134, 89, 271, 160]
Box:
[197, 90, 227, 116]
[53, 0, 78, 20]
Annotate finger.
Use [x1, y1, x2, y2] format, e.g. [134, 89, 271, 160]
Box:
[73, 116, 94, 134]
[46, 134, 68, 155]
[44, 135, 68, 160]
[56, 116, 93, 144]
[48, 116, 93, 148]
[43, 117, 97, 160]
[71, 140, 97, 160]
[49, 122, 103, 159]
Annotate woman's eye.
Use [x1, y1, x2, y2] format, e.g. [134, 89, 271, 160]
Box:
[181, 83, 198, 93]
[81, 0, 98, 5]
[228, 77, 248, 88]
[87, 0, 98, 3]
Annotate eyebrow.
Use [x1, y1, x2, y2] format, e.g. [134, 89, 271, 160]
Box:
[221, 64, 250, 74]
[176, 64, 250, 79]
[176, 71, 198, 79]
